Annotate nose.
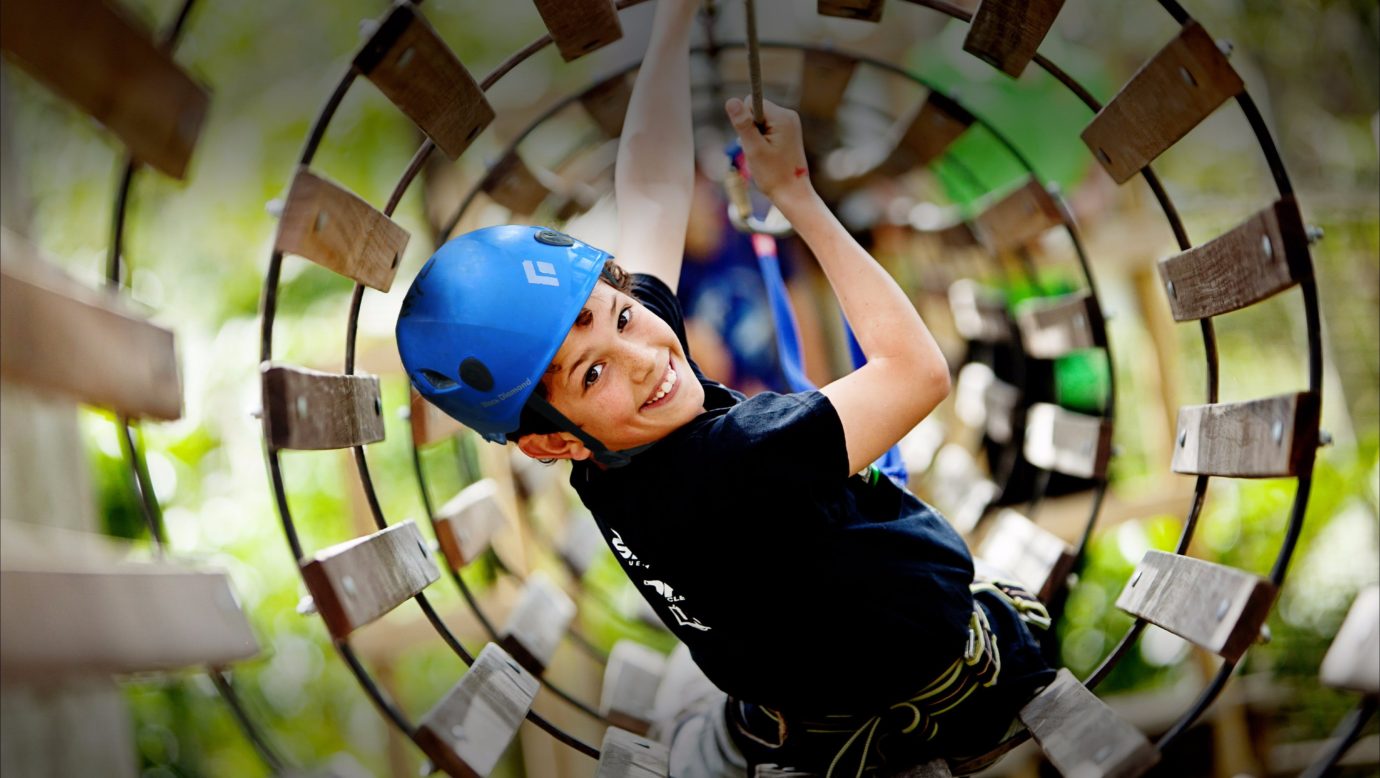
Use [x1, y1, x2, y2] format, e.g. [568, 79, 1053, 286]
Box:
[617, 337, 660, 385]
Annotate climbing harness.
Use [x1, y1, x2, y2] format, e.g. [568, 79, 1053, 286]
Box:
[733, 580, 1050, 777]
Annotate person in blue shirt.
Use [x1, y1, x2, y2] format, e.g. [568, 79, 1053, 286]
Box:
[396, 2, 1053, 774]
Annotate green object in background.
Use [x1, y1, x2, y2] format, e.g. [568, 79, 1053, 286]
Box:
[907, 19, 1114, 206]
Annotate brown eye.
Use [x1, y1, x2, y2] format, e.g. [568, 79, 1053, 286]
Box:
[618, 306, 632, 331]
[583, 363, 604, 388]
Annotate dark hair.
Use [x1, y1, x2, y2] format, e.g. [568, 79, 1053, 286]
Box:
[510, 259, 635, 441]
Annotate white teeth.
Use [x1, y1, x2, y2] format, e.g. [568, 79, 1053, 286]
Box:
[645, 367, 676, 407]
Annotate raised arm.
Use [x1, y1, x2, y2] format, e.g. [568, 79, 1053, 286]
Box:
[726, 97, 952, 476]
[613, 0, 699, 291]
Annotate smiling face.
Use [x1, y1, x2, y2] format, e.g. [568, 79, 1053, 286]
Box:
[525, 281, 706, 459]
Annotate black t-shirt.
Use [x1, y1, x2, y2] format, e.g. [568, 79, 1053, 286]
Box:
[572, 274, 979, 714]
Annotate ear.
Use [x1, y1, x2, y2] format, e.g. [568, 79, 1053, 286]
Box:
[516, 431, 593, 462]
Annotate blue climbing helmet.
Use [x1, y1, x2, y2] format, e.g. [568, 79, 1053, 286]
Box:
[397, 225, 613, 450]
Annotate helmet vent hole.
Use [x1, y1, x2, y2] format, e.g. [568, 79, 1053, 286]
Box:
[420, 369, 458, 391]
[459, 358, 494, 392]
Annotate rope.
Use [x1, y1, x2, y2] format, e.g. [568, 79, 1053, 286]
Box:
[743, 0, 766, 133]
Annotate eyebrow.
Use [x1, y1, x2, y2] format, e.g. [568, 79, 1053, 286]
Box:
[564, 294, 621, 389]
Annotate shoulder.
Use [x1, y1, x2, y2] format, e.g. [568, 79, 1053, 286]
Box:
[710, 391, 849, 481]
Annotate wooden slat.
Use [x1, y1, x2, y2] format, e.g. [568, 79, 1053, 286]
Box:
[818, 0, 884, 22]
[1019, 668, 1159, 778]
[298, 520, 439, 639]
[261, 363, 385, 451]
[532, 0, 623, 62]
[1321, 585, 1379, 694]
[434, 479, 512, 569]
[275, 168, 410, 292]
[483, 153, 551, 217]
[1023, 403, 1111, 480]
[560, 509, 606, 578]
[0, 528, 259, 677]
[414, 642, 539, 778]
[581, 73, 633, 138]
[595, 727, 670, 778]
[1116, 550, 1277, 662]
[973, 178, 1063, 253]
[799, 49, 857, 123]
[963, 0, 1066, 78]
[919, 220, 980, 250]
[0, 254, 181, 420]
[948, 280, 1010, 343]
[499, 573, 575, 675]
[976, 510, 1077, 602]
[955, 363, 1020, 444]
[1158, 198, 1310, 321]
[354, 3, 494, 160]
[1081, 21, 1244, 184]
[511, 450, 565, 500]
[1171, 392, 1320, 478]
[880, 92, 975, 176]
[600, 640, 668, 735]
[0, 0, 208, 178]
[928, 444, 1000, 534]
[411, 389, 466, 446]
[1015, 291, 1103, 359]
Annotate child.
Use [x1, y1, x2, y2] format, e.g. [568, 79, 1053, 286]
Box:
[396, 2, 1053, 774]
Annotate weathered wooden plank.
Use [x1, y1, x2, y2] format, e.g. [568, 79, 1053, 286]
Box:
[955, 363, 1020, 444]
[948, 280, 1010, 343]
[414, 642, 539, 778]
[921, 220, 980, 250]
[0, 0, 208, 179]
[963, 0, 1066, 78]
[581, 73, 633, 138]
[0, 251, 181, 420]
[595, 726, 670, 778]
[600, 640, 668, 736]
[1116, 550, 1277, 662]
[298, 520, 439, 639]
[798, 49, 856, 123]
[1321, 585, 1379, 694]
[0, 523, 258, 677]
[1171, 392, 1320, 478]
[976, 509, 1077, 602]
[434, 479, 512, 569]
[483, 153, 551, 217]
[275, 168, 410, 292]
[880, 92, 975, 176]
[1019, 668, 1159, 778]
[973, 178, 1063, 253]
[559, 509, 606, 579]
[1158, 198, 1310, 322]
[1015, 291, 1103, 359]
[818, 0, 884, 22]
[1081, 21, 1244, 184]
[261, 363, 384, 451]
[1023, 403, 1111, 480]
[411, 389, 466, 446]
[532, 0, 623, 62]
[928, 444, 1000, 534]
[355, 3, 494, 160]
[499, 573, 575, 675]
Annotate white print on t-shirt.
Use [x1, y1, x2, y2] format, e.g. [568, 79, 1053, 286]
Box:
[607, 530, 711, 631]
[644, 579, 711, 631]
[609, 529, 648, 569]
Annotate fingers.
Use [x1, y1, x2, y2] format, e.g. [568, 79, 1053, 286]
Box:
[725, 96, 795, 144]
[725, 97, 762, 143]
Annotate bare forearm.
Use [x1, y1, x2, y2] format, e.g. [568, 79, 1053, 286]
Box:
[775, 187, 945, 376]
[616, 2, 696, 195]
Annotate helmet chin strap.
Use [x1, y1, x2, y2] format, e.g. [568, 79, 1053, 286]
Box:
[524, 394, 652, 468]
